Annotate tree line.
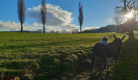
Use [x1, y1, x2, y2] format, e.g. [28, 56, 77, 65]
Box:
[17, 0, 83, 33]
[17, 0, 138, 35]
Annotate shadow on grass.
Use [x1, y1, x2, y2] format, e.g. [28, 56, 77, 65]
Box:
[88, 34, 138, 80]
[32, 34, 130, 80]
[104, 34, 138, 80]
[33, 47, 93, 80]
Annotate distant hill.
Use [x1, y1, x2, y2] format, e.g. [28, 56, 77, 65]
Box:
[82, 25, 117, 33]
[82, 24, 138, 33]
[92, 25, 117, 33]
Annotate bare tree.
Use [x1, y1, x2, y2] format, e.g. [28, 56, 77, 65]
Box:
[17, 0, 25, 32]
[72, 29, 78, 33]
[36, 29, 42, 33]
[78, 2, 83, 33]
[55, 30, 60, 33]
[115, 0, 138, 35]
[61, 29, 67, 33]
[114, 14, 124, 32]
[40, 0, 47, 33]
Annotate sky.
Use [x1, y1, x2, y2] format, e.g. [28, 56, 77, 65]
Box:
[0, 0, 123, 32]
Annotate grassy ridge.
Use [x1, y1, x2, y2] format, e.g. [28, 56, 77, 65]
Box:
[0, 32, 137, 80]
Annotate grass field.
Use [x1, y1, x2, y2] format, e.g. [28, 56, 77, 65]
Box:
[0, 31, 138, 80]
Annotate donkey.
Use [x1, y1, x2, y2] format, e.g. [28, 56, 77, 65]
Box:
[90, 35, 126, 80]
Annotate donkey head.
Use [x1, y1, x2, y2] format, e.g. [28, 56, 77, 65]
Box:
[113, 35, 126, 53]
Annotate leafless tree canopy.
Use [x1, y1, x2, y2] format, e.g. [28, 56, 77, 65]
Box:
[114, 14, 124, 32]
[115, 0, 138, 14]
[78, 2, 83, 32]
[40, 0, 47, 33]
[115, 0, 138, 34]
[17, 0, 25, 32]
[72, 29, 78, 33]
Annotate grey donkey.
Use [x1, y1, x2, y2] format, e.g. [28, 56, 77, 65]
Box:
[90, 35, 126, 80]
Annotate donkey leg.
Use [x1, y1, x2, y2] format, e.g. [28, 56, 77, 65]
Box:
[107, 60, 110, 76]
[114, 59, 118, 72]
[103, 61, 107, 70]
[106, 59, 110, 76]
[99, 59, 105, 80]
[90, 54, 97, 79]
[102, 59, 107, 72]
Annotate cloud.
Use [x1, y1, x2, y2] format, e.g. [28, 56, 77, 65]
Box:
[25, 23, 28, 25]
[27, 4, 78, 30]
[28, 8, 31, 10]
[45, 26, 74, 33]
[108, 19, 113, 23]
[32, 23, 38, 26]
[82, 27, 100, 31]
[0, 21, 76, 33]
[0, 4, 80, 32]
[0, 21, 41, 31]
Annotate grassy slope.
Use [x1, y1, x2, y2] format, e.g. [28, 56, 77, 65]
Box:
[0, 32, 137, 80]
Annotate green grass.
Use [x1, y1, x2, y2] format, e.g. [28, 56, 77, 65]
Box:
[0, 31, 138, 80]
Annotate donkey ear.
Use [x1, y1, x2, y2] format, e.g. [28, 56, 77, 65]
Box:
[113, 35, 117, 39]
[121, 36, 126, 41]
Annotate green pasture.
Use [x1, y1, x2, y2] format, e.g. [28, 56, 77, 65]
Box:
[0, 31, 138, 80]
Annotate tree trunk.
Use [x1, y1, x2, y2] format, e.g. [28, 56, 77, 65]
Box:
[21, 23, 23, 32]
[117, 24, 119, 33]
[129, 26, 134, 35]
[127, 19, 134, 35]
[43, 24, 45, 33]
[80, 26, 82, 33]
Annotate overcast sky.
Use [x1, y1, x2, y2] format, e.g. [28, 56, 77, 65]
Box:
[0, 0, 123, 32]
